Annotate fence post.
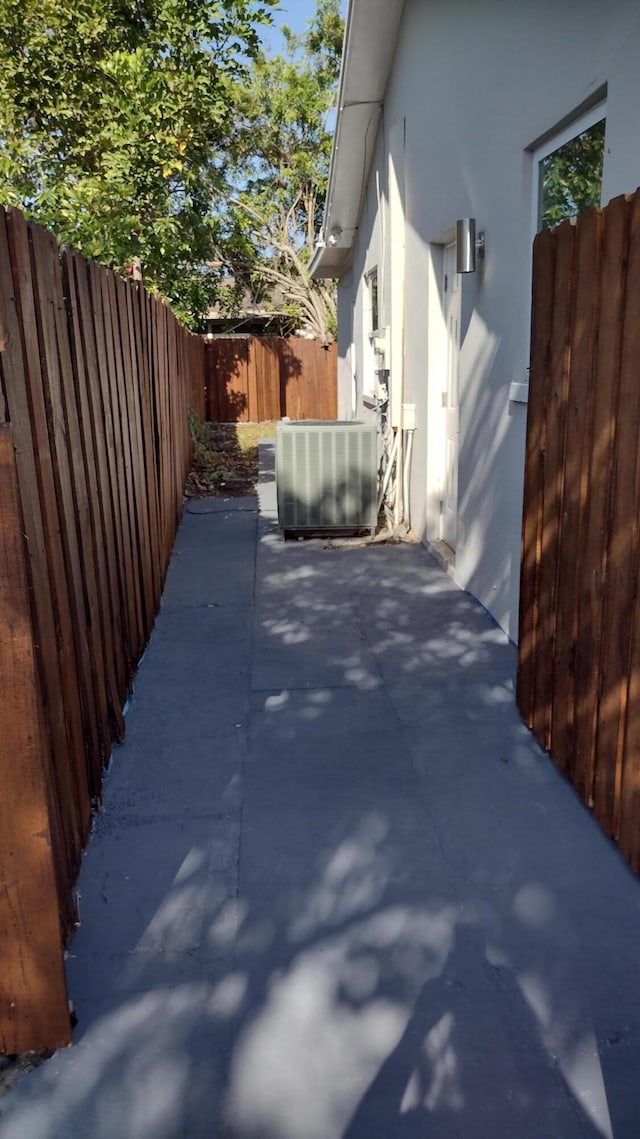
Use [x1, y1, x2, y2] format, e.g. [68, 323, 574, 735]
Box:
[0, 422, 71, 1053]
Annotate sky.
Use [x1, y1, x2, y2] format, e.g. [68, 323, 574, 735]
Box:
[260, 0, 348, 55]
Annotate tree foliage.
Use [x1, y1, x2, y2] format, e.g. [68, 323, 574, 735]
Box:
[539, 118, 605, 229]
[218, 0, 344, 342]
[0, 0, 275, 326]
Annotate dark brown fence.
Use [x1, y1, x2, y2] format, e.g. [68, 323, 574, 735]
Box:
[0, 206, 205, 1052]
[518, 189, 640, 874]
[205, 335, 337, 422]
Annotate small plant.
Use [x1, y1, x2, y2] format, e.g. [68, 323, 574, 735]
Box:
[185, 413, 275, 498]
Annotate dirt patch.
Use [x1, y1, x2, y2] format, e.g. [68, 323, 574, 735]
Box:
[185, 418, 276, 499]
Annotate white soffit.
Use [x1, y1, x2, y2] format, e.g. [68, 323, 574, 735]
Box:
[310, 0, 405, 279]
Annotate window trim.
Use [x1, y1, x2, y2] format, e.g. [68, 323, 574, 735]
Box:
[363, 267, 380, 398]
[530, 100, 607, 240]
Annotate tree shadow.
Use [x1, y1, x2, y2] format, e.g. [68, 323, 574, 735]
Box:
[1, 451, 638, 1138]
[205, 338, 250, 423]
[205, 335, 335, 425]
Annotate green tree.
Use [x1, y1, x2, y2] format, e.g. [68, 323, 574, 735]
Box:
[218, 0, 343, 342]
[539, 118, 605, 230]
[0, 0, 275, 326]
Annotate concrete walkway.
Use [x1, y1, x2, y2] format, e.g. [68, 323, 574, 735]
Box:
[2, 444, 640, 1139]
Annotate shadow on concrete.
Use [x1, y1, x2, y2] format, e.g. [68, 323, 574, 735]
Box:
[1, 447, 639, 1139]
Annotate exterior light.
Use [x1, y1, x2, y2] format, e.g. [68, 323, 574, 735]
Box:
[456, 218, 485, 273]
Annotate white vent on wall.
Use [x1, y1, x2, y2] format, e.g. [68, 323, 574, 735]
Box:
[276, 420, 378, 533]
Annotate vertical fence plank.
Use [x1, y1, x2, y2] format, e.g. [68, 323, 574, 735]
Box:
[122, 279, 155, 641]
[30, 221, 103, 803]
[5, 210, 89, 862]
[89, 261, 133, 676]
[47, 233, 112, 795]
[111, 273, 146, 658]
[550, 208, 602, 777]
[0, 210, 79, 921]
[63, 250, 125, 744]
[159, 303, 172, 560]
[0, 425, 72, 1054]
[133, 283, 162, 614]
[517, 227, 556, 728]
[247, 337, 259, 421]
[104, 270, 143, 665]
[593, 191, 640, 837]
[605, 191, 640, 856]
[573, 196, 629, 807]
[532, 219, 576, 751]
[252, 336, 278, 421]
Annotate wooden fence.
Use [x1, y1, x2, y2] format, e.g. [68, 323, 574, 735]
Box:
[205, 335, 337, 422]
[517, 189, 640, 873]
[0, 206, 205, 1052]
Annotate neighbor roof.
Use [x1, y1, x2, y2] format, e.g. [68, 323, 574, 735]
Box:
[309, 0, 405, 280]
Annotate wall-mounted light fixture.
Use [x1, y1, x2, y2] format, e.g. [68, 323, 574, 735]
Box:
[456, 218, 485, 273]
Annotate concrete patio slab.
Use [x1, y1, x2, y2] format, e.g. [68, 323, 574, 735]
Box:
[2, 441, 640, 1139]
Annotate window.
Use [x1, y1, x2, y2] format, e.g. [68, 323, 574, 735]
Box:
[363, 268, 379, 399]
[532, 104, 606, 235]
[368, 270, 379, 335]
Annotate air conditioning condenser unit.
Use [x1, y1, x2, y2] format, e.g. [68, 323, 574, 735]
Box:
[276, 420, 377, 535]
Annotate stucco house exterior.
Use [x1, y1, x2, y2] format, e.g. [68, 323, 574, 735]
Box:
[310, 0, 640, 640]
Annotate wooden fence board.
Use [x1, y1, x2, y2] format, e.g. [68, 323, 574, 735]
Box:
[0, 425, 71, 1053]
[133, 284, 162, 613]
[46, 230, 111, 795]
[158, 303, 171, 560]
[0, 211, 78, 914]
[205, 336, 337, 423]
[0, 205, 206, 1050]
[111, 273, 146, 659]
[550, 209, 602, 777]
[30, 221, 103, 801]
[6, 210, 89, 859]
[517, 226, 555, 729]
[121, 278, 155, 643]
[520, 188, 640, 877]
[573, 196, 629, 806]
[532, 220, 576, 751]
[89, 261, 134, 675]
[102, 270, 141, 665]
[593, 191, 640, 836]
[63, 253, 124, 742]
[600, 190, 640, 847]
[258, 338, 280, 422]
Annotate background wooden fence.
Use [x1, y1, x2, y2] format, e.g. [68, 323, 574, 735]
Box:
[518, 189, 640, 873]
[0, 206, 205, 1052]
[205, 335, 337, 422]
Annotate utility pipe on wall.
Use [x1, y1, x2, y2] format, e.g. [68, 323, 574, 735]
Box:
[378, 429, 399, 514]
[394, 426, 404, 527]
[401, 402, 416, 531]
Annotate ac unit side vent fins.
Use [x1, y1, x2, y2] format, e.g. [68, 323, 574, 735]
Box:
[276, 420, 377, 532]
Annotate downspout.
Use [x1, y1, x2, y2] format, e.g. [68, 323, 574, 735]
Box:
[394, 421, 404, 527]
[402, 403, 416, 530]
[388, 117, 406, 529]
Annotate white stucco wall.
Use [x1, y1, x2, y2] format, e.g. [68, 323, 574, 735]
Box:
[337, 127, 388, 422]
[338, 0, 640, 638]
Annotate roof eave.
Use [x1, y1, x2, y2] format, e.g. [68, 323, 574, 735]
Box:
[310, 0, 405, 281]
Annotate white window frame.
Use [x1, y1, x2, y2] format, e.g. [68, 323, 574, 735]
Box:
[530, 100, 607, 242]
[362, 267, 380, 400]
[513, 102, 608, 405]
